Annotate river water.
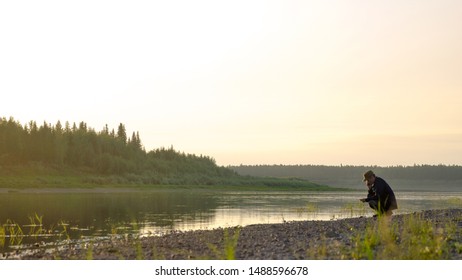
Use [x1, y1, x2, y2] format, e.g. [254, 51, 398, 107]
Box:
[1, 189, 461, 252]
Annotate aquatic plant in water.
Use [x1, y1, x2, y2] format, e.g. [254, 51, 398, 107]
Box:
[0, 226, 5, 248]
[294, 202, 319, 218]
[2, 220, 24, 247]
[26, 213, 46, 237]
[57, 220, 70, 240]
[341, 202, 367, 218]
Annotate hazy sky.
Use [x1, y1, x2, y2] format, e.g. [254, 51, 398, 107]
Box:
[1, 1, 461, 166]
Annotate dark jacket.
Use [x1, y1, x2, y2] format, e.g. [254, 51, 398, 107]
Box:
[365, 177, 397, 212]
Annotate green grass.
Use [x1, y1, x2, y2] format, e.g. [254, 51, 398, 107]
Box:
[446, 197, 462, 207]
[207, 227, 241, 260]
[0, 175, 340, 191]
[86, 242, 94, 260]
[350, 213, 458, 259]
[0, 163, 344, 191]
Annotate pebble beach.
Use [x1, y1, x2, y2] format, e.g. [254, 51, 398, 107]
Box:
[3, 208, 462, 260]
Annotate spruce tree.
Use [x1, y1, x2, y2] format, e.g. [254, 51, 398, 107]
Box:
[117, 123, 127, 144]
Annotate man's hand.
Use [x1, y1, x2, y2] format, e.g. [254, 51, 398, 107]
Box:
[359, 198, 367, 202]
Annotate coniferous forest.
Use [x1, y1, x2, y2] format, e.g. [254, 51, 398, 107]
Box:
[0, 117, 326, 189]
[231, 164, 462, 191]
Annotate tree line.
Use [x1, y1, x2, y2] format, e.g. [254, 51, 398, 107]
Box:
[230, 164, 462, 182]
[1, 117, 328, 188]
[0, 117, 237, 185]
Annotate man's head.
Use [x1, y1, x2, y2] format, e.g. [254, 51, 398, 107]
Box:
[363, 170, 376, 187]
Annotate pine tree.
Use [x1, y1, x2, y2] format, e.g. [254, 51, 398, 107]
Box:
[54, 120, 66, 165]
[55, 120, 63, 134]
[117, 123, 127, 144]
[102, 124, 109, 135]
[65, 121, 71, 133]
[136, 131, 142, 149]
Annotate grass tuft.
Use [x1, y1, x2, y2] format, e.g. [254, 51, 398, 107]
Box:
[208, 227, 241, 260]
[350, 213, 455, 259]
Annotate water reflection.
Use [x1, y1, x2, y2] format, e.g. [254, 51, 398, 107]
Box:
[1, 189, 461, 252]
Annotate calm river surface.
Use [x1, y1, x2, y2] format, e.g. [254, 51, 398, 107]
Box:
[1, 188, 461, 252]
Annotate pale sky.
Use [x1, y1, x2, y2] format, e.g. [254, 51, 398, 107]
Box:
[1, 1, 461, 166]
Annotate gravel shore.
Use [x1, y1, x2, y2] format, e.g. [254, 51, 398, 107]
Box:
[5, 208, 462, 260]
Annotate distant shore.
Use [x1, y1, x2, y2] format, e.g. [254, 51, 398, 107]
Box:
[4, 208, 461, 260]
[0, 183, 350, 194]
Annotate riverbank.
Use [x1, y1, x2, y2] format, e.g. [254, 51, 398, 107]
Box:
[4, 208, 461, 260]
[0, 183, 349, 195]
[0, 163, 338, 191]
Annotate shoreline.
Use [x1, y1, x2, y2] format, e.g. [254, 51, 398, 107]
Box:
[0, 185, 352, 194]
[4, 208, 462, 260]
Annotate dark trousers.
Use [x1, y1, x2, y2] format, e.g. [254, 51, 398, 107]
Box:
[368, 200, 384, 214]
[368, 200, 395, 216]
